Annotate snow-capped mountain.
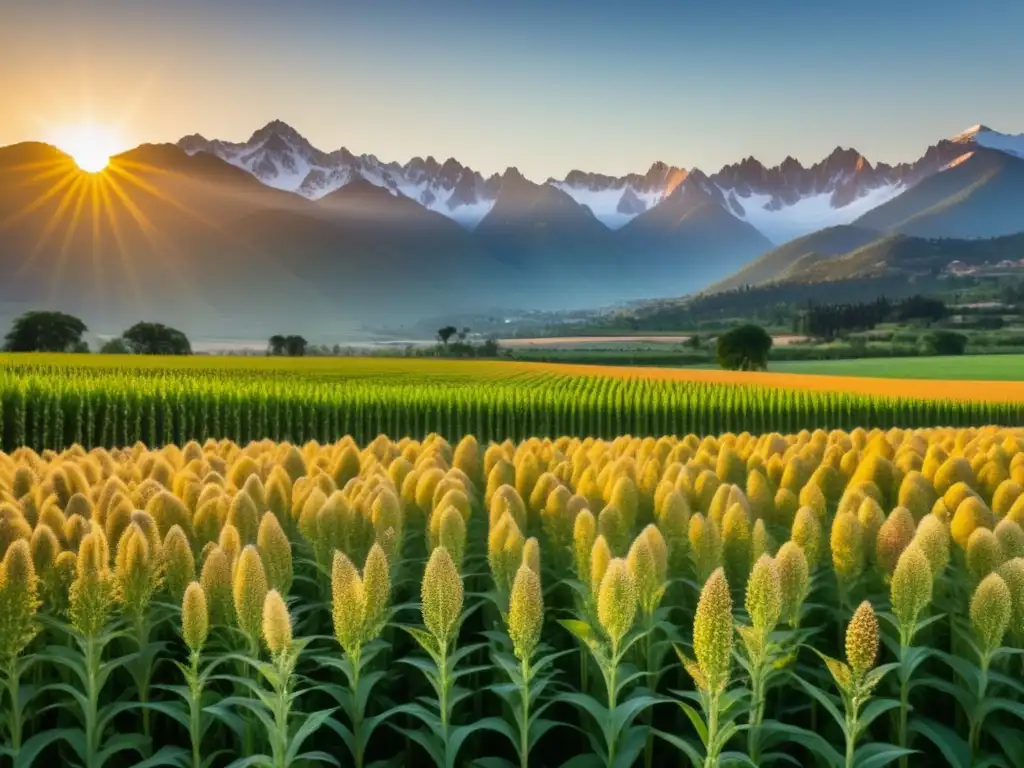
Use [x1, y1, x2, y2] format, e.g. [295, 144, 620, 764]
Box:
[952, 124, 1024, 159]
[178, 121, 1024, 244]
[178, 121, 500, 228]
[547, 162, 688, 229]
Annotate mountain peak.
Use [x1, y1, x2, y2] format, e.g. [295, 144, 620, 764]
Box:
[952, 124, 994, 141]
[249, 119, 305, 145]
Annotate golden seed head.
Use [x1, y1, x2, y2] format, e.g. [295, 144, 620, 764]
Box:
[914, 514, 951, 576]
[722, 503, 752, 587]
[182, 581, 209, 654]
[693, 568, 733, 694]
[845, 600, 880, 677]
[227, 491, 260, 546]
[437, 504, 467, 570]
[421, 546, 464, 645]
[199, 546, 234, 626]
[997, 558, 1024, 638]
[232, 546, 269, 644]
[971, 573, 1011, 654]
[29, 524, 60, 578]
[508, 563, 544, 661]
[331, 550, 366, 656]
[597, 558, 638, 647]
[831, 512, 865, 585]
[257, 512, 293, 595]
[745, 554, 782, 636]
[261, 589, 293, 657]
[627, 527, 667, 616]
[891, 543, 933, 637]
[791, 506, 822, 570]
[688, 513, 722, 585]
[951, 497, 994, 552]
[0, 540, 40, 664]
[966, 527, 1004, 583]
[361, 543, 391, 643]
[775, 540, 809, 627]
[994, 518, 1024, 561]
[590, 535, 612, 600]
[522, 536, 541, 575]
[573, 509, 597, 583]
[598, 505, 629, 557]
[875, 515, 914, 579]
[164, 525, 195, 604]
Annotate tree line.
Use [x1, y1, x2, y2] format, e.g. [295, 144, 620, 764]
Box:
[2, 311, 192, 355]
[795, 295, 949, 340]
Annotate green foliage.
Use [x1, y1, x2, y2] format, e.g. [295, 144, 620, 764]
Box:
[716, 324, 774, 371]
[3, 311, 88, 353]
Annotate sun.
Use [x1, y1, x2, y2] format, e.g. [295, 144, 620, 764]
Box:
[49, 124, 121, 173]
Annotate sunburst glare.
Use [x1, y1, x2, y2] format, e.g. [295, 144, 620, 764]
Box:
[48, 123, 121, 173]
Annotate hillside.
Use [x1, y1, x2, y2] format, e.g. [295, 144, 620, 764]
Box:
[706, 224, 883, 292]
[854, 148, 1024, 238]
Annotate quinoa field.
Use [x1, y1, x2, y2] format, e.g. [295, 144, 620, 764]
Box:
[3, 354, 1024, 455]
[2, 427, 1024, 767]
[2, 353, 1024, 767]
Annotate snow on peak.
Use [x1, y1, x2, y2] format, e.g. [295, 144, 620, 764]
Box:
[177, 121, 498, 229]
[951, 124, 1024, 159]
[547, 164, 687, 229]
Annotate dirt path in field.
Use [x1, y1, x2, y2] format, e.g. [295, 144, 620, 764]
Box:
[531, 362, 1024, 403]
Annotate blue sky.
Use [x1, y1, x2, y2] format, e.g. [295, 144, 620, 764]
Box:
[4, 0, 1023, 179]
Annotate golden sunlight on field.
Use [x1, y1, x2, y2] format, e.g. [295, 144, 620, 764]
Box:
[533, 362, 1024, 403]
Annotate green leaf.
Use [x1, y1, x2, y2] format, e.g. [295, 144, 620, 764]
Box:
[223, 756, 274, 768]
[143, 700, 192, 731]
[285, 707, 338, 764]
[854, 743, 917, 768]
[857, 698, 901, 733]
[559, 619, 603, 652]
[908, 718, 971, 768]
[980, 697, 1024, 722]
[291, 751, 340, 766]
[449, 719, 512, 768]
[759, 722, 842, 768]
[677, 701, 709, 748]
[129, 746, 191, 768]
[653, 728, 704, 768]
[789, 675, 847, 737]
[13, 729, 82, 768]
[95, 733, 149, 765]
[610, 694, 665, 738]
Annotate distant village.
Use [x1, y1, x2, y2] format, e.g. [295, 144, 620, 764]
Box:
[945, 258, 1024, 276]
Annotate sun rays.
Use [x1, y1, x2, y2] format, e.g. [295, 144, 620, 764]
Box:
[0, 150, 207, 314]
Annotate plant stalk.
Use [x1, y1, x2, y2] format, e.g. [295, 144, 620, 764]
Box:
[5, 661, 21, 758]
[704, 690, 720, 768]
[187, 651, 203, 768]
[519, 658, 531, 768]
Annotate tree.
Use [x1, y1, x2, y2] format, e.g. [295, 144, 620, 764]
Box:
[919, 330, 967, 356]
[438, 326, 457, 346]
[3, 310, 88, 352]
[268, 335, 287, 356]
[716, 324, 773, 371]
[99, 337, 131, 354]
[123, 322, 192, 355]
[284, 335, 307, 357]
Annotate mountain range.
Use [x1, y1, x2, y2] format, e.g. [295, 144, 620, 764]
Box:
[1, 121, 1023, 340]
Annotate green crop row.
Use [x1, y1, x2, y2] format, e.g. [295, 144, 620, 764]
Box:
[1, 358, 1021, 453]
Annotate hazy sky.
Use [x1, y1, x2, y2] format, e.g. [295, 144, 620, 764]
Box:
[4, 0, 1024, 180]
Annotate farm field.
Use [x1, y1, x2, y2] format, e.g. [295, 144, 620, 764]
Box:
[2, 428, 1024, 767]
[770, 354, 1024, 381]
[3, 355, 1024, 454]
